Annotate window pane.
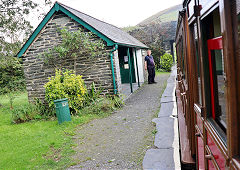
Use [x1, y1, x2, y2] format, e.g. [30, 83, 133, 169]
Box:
[193, 23, 202, 105]
[200, 7, 227, 133]
[196, 43, 202, 106]
[214, 49, 226, 127]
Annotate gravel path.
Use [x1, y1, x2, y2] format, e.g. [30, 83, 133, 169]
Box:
[68, 73, 170, 170]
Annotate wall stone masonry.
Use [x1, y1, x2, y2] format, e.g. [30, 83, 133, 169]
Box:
[23, 11, 118, 103]
[113, 50, 122, 93]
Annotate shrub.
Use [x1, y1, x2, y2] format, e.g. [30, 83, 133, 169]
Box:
[160, 53, 173, 72]
[78, 82, 124, 115]
[78, 95, 124, 115]
[44, 69, 87, 115]
[110, 95, 124, 108]
[11, 103, 42, 124]
[0, 56, 25, 94]
[84, 82, 102, 104]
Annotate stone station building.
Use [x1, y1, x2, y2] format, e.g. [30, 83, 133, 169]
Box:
[17, 2, 148, 102]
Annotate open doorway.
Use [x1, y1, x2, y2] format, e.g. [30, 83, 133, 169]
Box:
[118, 46, 136, 84]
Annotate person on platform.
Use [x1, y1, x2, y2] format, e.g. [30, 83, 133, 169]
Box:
[145, 50, 157, 84]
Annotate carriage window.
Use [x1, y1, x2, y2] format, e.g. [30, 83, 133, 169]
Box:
[207, 39, 226, 129]
[177, 37, 186, 79]
[201, 8, 227, 133]
[181, 38, 186, 79]
[194, 23, 202, 105]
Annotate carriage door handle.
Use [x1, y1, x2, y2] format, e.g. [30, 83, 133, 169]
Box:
[181, 92, 186, 96]
[195, 133, 201, 137]
[205, 154, 213, 160]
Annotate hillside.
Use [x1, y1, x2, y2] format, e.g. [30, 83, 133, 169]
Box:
[123, 4, 182, 52]
[138, 4, 182, 26]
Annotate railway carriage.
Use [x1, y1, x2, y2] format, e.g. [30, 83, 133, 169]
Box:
[175, 0, 240, 169]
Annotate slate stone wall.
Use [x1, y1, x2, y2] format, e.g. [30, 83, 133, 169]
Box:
[23, 11, 118, 103]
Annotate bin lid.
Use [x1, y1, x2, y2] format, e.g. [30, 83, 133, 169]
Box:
[54, 98, 68, 103]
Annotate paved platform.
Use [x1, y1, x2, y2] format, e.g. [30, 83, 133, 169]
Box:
[68, 74, 170, 169]
[120, 82, 144, 100]
[142, 66, 181, 170]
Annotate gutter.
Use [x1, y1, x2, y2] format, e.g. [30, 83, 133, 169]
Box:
[116, 42, 148, 49]
[110, 44, 118, 95]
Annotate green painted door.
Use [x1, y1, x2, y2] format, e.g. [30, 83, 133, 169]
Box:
[118, 47, 136, 84]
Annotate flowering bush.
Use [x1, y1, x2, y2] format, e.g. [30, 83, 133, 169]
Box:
[44, 69, 87, 114]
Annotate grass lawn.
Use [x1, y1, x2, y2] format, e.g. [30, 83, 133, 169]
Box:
[155, 70, 170, 75]
[0, 92, 110, 169]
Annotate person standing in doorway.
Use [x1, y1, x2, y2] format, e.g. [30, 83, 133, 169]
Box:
[145, 50, 156, 84]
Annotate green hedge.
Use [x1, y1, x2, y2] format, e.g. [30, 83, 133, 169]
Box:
[160, 53, 173, 72]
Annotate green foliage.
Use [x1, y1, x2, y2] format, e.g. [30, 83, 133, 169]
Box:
[78, 81, 123, 116]
[0, 92, 109, 169]
[78, 95, 124, 116]
[111, 95, 124, 108]
[152, 129, 158, 135]
[0, 40, 25, 94]
[0, 0, 51, 41]
[44, 69, 87, 115]
[83, 82, 104, 107]
[126, 5, 180, 57]
[0, 56, 25, 94]
[11, 103, 42, 123]
[7, 92, 16, 109]
[10, 96, 51, 124]
[122, 25, 139, 32]
[149, 37, 165, 69]
[43, 28, 106, 71]
[160, 53, 173, 72]
[0, 0, 51, 94]
[79, 98, 113, 115]
[126, 23, 166, 70]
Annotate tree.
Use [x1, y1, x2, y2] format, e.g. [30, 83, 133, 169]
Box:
[0, 0, 51, 42]
[0, 39, 25, 94]
[43, 28, 106, 72]
[0, 0, 51, 94]
[150, 36, 165, 70]
[125, 22, 166, 69]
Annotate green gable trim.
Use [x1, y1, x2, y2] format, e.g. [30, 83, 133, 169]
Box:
[55, 2, 60, 11]
[17, 5, 56, 57]
[17, 2, 115, 58]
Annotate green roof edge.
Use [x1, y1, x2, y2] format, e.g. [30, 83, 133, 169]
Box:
[17, 2, 147, 58]
[17, 2, 115, 58]
[17, 3, 56, 57]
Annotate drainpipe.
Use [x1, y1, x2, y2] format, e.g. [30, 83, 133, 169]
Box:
[110, 44, 118, 95]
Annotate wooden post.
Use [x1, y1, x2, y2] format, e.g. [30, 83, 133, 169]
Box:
[134, 49, 140, 87]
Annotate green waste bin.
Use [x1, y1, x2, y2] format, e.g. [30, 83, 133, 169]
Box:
[54, 98, 71, 124]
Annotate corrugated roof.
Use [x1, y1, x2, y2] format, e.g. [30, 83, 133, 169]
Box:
[58, 2, 148, 48]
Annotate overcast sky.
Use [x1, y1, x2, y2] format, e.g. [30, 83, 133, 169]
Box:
[32, 0, 182, 28]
